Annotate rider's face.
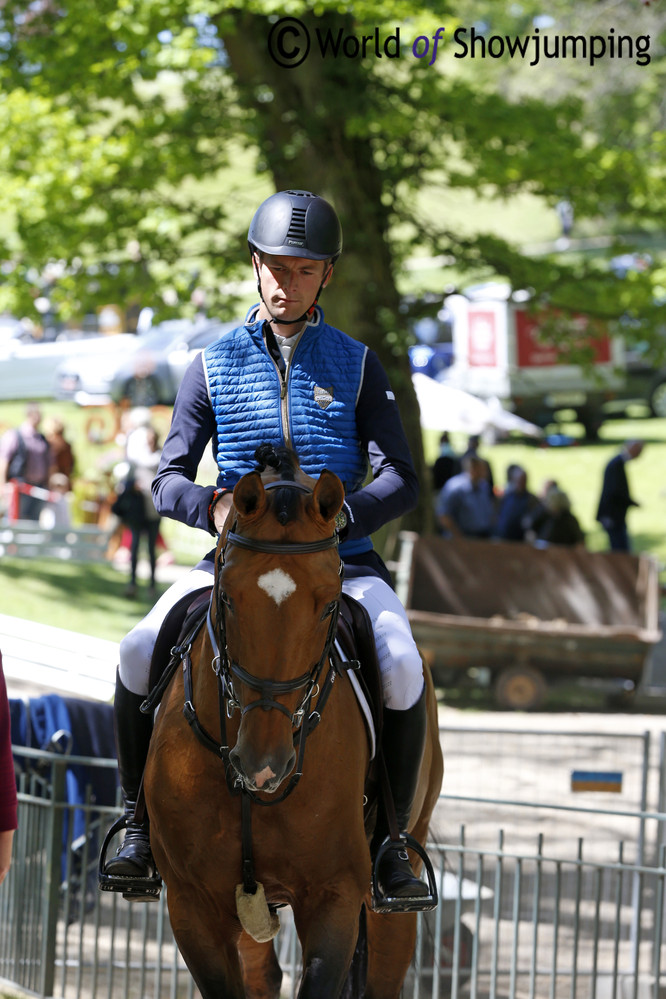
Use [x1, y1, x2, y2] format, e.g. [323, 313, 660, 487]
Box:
[256, 253, 331, 330]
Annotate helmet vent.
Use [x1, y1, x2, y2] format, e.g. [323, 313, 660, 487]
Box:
[286, 207, 307, 245]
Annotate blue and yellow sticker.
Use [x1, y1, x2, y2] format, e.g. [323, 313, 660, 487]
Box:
[571, 770, 623, 793]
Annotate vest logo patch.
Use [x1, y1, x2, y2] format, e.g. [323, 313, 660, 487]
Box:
[314, 385, 334, 410]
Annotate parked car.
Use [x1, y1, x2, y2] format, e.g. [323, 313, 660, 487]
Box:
[402, 293, 455, 381]
[110, 318, 238, 406]
[55, 318, 238, 406]
[0, 331, 138, 401]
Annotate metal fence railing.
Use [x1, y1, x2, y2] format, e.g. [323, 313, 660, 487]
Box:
[407, 828, 666, 999]
[4, 737, 666, 998]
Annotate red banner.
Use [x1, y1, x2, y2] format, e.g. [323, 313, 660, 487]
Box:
[515, 309, 611, 368]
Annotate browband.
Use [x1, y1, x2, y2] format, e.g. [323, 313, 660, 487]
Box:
[225, 531, 339, 555]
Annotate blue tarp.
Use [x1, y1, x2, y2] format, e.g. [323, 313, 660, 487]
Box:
[10, 694, 117, 880]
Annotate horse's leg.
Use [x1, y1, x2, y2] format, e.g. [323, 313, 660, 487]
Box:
[293, 889, 365, 999]
[363, 795, 431, 996]
[238, 934, 282, 999]
[365, 671, 443, 999]
[175, 937, 245, 999]
[166, 891, 245, 999]
[364, 911, 418, 999]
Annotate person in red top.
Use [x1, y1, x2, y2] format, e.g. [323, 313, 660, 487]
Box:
[0, 652, 18, 885]
[43, 416, 76, 492]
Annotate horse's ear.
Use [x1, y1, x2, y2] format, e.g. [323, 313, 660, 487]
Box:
[233, 472, 267, 520]
[313, 469, 345, 524]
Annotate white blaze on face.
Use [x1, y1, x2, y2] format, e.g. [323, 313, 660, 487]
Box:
[257, 568, 297, 606]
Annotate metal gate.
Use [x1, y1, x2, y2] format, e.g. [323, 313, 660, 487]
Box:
[3, 737, 666, 998]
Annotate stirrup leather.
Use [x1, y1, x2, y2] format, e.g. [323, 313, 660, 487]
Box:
[98, 814, 162, 902]
[371, 833, 438, 914]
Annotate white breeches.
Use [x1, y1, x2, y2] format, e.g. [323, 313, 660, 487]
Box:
[340, 574, 424, 710]
[119, 564, 424, 710]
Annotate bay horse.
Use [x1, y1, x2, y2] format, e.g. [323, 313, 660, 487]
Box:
[143, 448, 443, 999]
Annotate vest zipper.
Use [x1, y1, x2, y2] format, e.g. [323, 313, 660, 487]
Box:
[279, 330, 308, 449]
[263, 322, 292, 448]
[279, 376, 291, 448]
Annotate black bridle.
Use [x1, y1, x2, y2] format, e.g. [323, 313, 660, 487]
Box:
[216, 504, 342, 727]
[181, 478, 345, 808]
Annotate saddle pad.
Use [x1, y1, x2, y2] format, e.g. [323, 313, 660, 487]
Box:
[335, 640, 376, 759]
[336, 592, 384, 760]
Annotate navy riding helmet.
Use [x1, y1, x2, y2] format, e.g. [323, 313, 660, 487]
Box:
[248, 189, 342, 263]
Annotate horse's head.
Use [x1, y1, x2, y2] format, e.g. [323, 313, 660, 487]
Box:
[215, 447, 345, 794]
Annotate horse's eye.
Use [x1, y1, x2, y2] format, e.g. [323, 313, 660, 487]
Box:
[221, 592, 234, 612]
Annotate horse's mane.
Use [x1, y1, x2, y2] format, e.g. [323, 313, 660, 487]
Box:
[254, 444, 302, 526]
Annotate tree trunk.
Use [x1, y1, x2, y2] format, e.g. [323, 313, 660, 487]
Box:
[219, 11, 431, 538]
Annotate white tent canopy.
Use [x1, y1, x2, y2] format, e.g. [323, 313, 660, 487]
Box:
[412, 373, 543, 437]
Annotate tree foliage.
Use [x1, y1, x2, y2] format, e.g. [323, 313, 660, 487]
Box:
[0, 0, 665, 520]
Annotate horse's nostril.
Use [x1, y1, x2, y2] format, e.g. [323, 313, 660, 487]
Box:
[254, 765, 277, 789]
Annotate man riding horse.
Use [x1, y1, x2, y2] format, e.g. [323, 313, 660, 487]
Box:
[100, 189, 433, 907]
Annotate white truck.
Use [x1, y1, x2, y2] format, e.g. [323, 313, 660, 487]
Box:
[443, 283, 625, 438]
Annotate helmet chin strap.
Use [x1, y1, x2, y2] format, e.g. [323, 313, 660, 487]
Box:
[268, 309, 312, 328]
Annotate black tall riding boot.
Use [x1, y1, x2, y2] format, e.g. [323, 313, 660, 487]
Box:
[372, 686, 429, 903]
[101, 672, 158, 893]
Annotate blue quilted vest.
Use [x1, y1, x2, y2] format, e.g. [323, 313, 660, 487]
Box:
[204, 309, 371, 556]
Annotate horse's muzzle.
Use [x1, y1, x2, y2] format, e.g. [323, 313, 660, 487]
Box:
[229, 746, 297, 794]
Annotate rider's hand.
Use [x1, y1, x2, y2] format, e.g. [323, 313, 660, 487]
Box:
[213, 491, 234, 534]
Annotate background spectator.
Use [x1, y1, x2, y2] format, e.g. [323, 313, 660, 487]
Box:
[596, 439, 644, 552]
[43, 416, 75, 492]
[494, 465, 540, 542]
[113, 419, 162, 599]
[436, 453, 496, 538]
[527, 484, 586, 547]
[0, 403, 50, 520]
[431, 431, 461, 491]
[461, 433, 494, 491]
[39, 472, 73, 529]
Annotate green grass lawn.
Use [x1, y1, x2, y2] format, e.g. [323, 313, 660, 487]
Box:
[1, 400, 664, 646]
[0, 557, 171, 642]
